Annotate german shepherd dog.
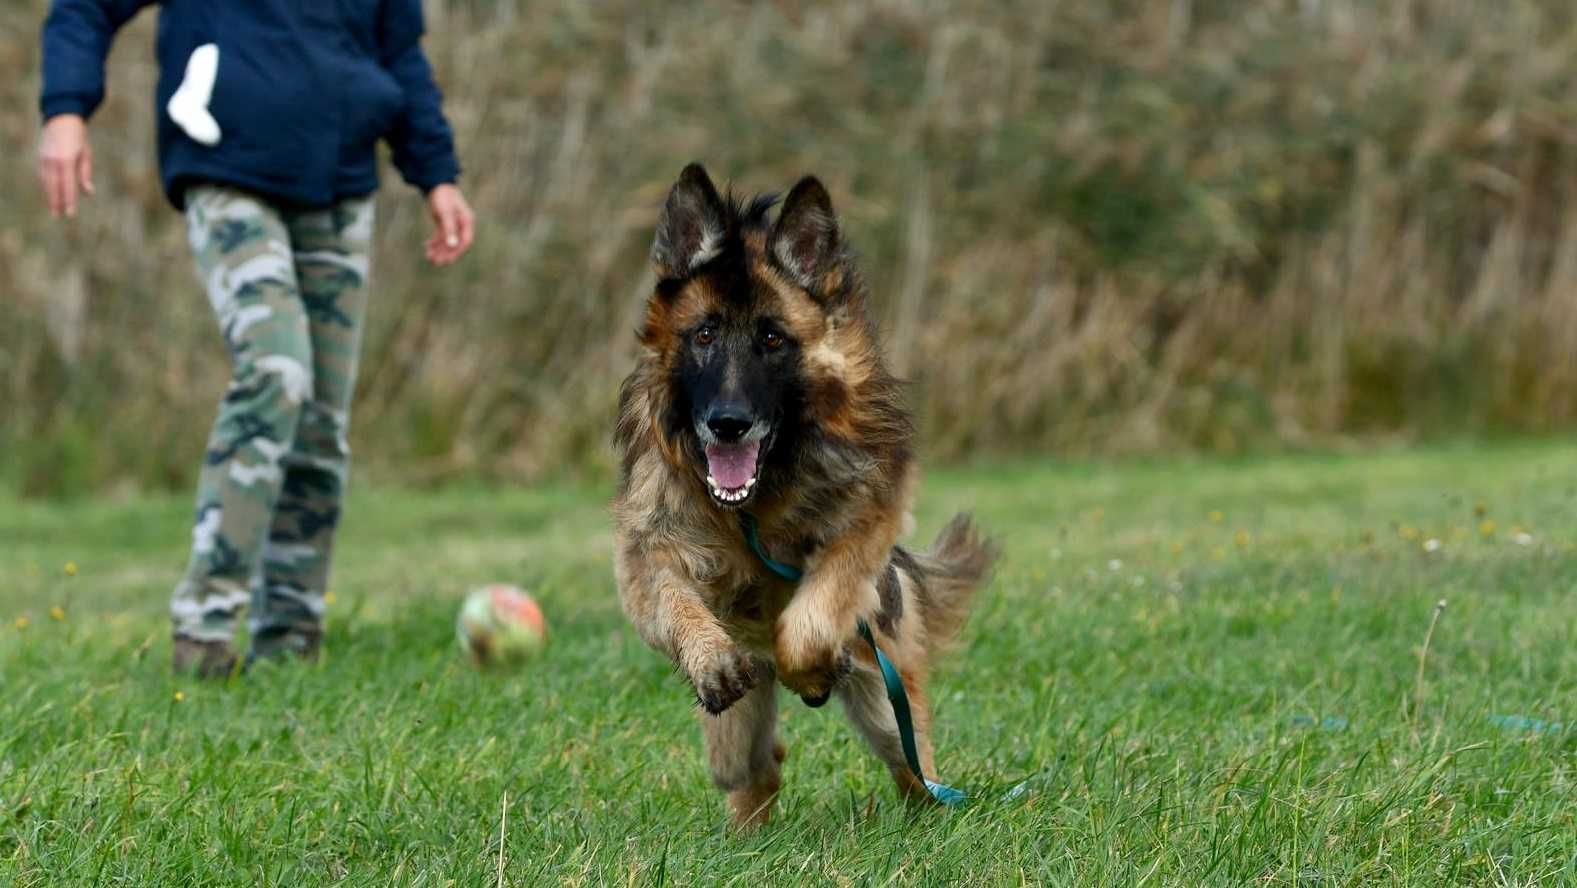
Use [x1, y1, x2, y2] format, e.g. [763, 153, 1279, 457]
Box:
[613, 164, 997, 828]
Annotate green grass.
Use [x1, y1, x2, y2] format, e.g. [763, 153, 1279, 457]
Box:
[3, 442, 1575, 885]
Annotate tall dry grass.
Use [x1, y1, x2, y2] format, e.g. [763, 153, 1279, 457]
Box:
[3, 0, 1576, 495]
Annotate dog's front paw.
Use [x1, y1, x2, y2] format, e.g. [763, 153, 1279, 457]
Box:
[689, 645, 759, 715]
[774, 608, 851, 705]
[778, 648, 851, 706]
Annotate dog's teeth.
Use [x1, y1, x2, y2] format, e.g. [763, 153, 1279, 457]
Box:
[709, 480, 752, 503]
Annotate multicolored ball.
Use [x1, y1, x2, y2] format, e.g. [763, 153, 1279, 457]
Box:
[456, 583, 547, 667]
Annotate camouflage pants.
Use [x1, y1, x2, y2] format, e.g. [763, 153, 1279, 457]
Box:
[171, 185, 374, 651]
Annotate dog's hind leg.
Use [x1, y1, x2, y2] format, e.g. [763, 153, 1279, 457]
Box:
[836, 656, 941, 805]
[700, 663, 786, 829]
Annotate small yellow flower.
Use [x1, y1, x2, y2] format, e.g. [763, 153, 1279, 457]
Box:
[1169, 541, 1184, 555]
[1479, 519, 1497, 537]
[13, 616, 29, 630]
[1234, 530, 1251, 547]
[63, 562, 78, 577]
[174, 690, 185, 703]
[49, 605, 65, 621]
[324, 590, 337, 605]
[1209, 510, 1224, 524]
[1398, 525, 1420, 541]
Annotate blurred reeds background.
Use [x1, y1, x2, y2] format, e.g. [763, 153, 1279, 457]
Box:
[3, 0, 1576, 496]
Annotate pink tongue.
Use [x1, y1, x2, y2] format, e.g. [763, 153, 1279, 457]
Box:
[705, 440, 760, 490]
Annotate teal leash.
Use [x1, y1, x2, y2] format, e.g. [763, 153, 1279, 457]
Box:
[740, 513, 966, 806]
[739, 512, 803, 584]
[854, 619, 967, 805]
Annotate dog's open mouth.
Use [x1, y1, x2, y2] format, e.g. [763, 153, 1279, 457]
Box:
[704, 440, 760, 506]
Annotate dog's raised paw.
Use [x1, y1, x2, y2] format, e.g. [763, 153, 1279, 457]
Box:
[800, 689, 832, 708]
[691, 647, 759, 715]
[778, 644, 851, 706]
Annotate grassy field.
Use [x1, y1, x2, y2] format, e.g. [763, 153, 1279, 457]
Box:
[2, 442, 1575, 885]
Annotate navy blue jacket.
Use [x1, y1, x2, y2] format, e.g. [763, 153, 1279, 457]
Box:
[41, 0, 461, 209]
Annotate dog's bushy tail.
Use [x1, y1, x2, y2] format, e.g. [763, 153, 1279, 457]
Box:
[909, 512, 999, 647]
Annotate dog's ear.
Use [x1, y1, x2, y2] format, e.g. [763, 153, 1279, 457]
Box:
[652, 163, 727, 281]
[770, 175, 840, 292]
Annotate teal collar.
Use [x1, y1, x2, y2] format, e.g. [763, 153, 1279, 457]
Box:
[739, 512, 803, 582]
[738, 512, 965, 806]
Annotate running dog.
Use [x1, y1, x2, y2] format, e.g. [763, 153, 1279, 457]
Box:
[613, 163, 997, 828]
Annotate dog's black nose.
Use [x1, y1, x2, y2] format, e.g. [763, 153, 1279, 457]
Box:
[706, 409, 753, 442]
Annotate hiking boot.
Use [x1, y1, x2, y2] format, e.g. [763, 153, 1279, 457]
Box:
[172, 635, 239, 679]
[247, 624, 322, 667]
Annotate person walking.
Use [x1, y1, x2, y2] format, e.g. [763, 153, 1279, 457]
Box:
[38, 0, 477, 676]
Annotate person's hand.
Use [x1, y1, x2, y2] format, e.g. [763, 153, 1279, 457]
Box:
[425, 183, 474, 266]
[38, 114, 94, 219]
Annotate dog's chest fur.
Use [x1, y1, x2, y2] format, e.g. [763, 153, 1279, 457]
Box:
[618, 440, 905, 651]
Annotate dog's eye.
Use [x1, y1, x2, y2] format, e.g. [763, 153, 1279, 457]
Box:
[762, 330, 784, 350]
[694, 326, 716, 346]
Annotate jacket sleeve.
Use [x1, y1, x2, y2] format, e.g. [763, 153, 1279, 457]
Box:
[380, 0, 461, 192]
[39, 0, 154, 121]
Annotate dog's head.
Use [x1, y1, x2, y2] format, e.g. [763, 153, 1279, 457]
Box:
[637, 163, 879, 510]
